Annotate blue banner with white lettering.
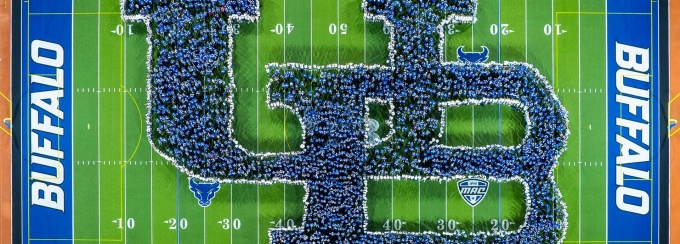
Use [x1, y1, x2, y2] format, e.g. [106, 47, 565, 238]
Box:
[607, 0, 660, 242]
[21, 0, 74, 242]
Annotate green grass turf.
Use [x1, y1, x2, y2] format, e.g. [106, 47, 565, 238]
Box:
[67, 0, 608, 242]
[366, 179, 526, 233]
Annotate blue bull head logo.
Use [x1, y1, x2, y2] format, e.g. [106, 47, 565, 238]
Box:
[457, 46, 489, 63]
[123, 0, 569, 242]
[188, 178, 221, 207]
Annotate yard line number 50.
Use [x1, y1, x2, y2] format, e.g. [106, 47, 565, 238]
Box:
[329, 23, 348, 35]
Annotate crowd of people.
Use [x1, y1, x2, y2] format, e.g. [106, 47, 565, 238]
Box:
[124, 0, 569, 242]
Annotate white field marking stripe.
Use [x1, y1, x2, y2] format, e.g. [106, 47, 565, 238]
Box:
[337, 0, 340, 64]
[470, 12, 474, 152]
[124, 16, 128, 243]
[578, 0, 582, 241]
[283, 0, 287, 224]
[310, 0, 313, 110]
[472, 206, 474, 232]
[97, 1, 101, 242]
[283, 0, 286, 64]
[557, 161, 605, 166]
[444, 29, 448, 227]
[310, 0, 313, 66]
[71, 0, 75, 240]
[176, 171, 180, 243]
[472, 17, 474, 49]
[74, 160, 174, 165]
[552, 0, 555, 89]
[73, 88, 145, 92]
[497, 0, 501, 225]
[551, 0, 556, 227]
[203, 208, 206, 244]
[230, 185, 233, 244]
[150, 144, 153, 244]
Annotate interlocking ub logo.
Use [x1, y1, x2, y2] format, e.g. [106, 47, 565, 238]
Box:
[123, 0, 569, 242]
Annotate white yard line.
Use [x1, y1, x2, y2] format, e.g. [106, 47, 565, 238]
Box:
[471, 10, 475, 156]
[150, 145, 153, 243]
[363, 7, 366, 63]
[257, 185, 260, 243]
[257, 15, 261, 243]
[283, 0, 287, 221]
[97, 1, 101, 242]
[123, 17, 128, 243]
[604, 0, 609, 240]
[310, 0, 314, 119]
[311, 0, 313, 65]
[525, 0, 528, 62]
[203, 208, 206, 244]
[337, 0, 340, 63]
[176, 165, 180, 242]
[551, 0, 556, 230]
[552, 0, 555, 88]
[497, 0, 501, 62]
[578, 0, 582, 241]
[497, 0, 502, 225]
[472, 207, 475, 232]
[444, 33, 448, 228]
[472, 107, 475, 147]
[230, 185, 233, 244]
[283, 0, 287, 64]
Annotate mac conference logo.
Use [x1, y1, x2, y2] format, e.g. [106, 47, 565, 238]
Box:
[458, 179, 489, 207]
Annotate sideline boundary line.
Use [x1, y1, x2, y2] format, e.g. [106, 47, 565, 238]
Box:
[20, 0, 669, 243]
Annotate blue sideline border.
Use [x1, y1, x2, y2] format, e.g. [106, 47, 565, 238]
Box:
[606, 0, 668, 243]
[17, 0, 74, 242]
[658, 0, 669, 243]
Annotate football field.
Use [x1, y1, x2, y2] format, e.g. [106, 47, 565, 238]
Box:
[18, 0, 663, 243]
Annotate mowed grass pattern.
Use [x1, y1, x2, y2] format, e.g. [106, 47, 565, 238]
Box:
[69, 0, 607, 243]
